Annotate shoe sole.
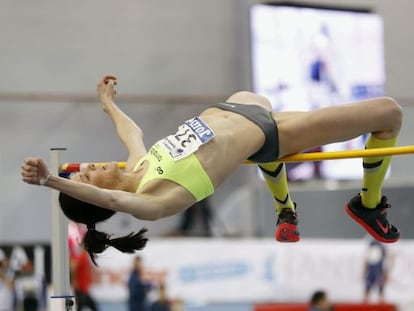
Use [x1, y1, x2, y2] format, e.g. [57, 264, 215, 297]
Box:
[344, 204, 399, 243]
[275, 223, 300, 242]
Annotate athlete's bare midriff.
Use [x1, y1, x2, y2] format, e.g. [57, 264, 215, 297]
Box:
[195, 107, 265, 186]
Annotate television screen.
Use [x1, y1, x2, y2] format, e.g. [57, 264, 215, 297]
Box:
[250, 3, 385, 180]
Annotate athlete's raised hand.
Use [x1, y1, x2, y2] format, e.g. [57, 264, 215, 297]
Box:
[97, 75, 117, 113]
[21, 157, 50, 185]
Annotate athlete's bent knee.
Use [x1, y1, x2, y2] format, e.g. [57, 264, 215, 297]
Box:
[374, 97, 403, 137]
[382, 97, 403, 129]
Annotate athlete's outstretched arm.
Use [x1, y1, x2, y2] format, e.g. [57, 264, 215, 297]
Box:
[21, 157, 168, 220]
[97, 75, 147, 171]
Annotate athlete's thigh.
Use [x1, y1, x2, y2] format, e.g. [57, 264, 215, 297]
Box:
[272, 110, 313, 157]
[273, 106, 368, 158]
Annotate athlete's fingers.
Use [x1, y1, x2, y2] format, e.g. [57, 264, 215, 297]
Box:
[23, 157, 40, 167]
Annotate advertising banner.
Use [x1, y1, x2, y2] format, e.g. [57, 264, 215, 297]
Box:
[89, 238, 414, 304]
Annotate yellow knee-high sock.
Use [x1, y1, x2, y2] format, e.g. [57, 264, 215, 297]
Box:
[361, 135, 397, 208]
[258, 162, 295, 214]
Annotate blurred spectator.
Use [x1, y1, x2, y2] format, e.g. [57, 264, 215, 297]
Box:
[22, 287, 38, 311]
[0, 248, 14, 311]
[70, 244, 99, 311]
[171, 198, 213, 237]
[309, 290, 334, 311]
[14, 263, 47, 311]
[363, 239, 388, 303]
[5, 245, 48, 311]
[128, 256, 152, 311]
[150, 283, 171, 311]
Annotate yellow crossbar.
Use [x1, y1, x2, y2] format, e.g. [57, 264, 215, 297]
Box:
[59, 145, 414, 172]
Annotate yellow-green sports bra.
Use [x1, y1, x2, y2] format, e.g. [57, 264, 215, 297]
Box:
[134, 117, 215, 201]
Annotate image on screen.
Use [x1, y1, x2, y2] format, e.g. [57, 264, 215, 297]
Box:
[250, 3, 385, 180]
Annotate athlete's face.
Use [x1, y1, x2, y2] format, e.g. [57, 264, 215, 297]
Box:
[71, 162, 120, 188]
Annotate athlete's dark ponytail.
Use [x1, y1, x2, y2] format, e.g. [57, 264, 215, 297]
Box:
[84, 224, 148, 266]
[59, 192, 148, 265]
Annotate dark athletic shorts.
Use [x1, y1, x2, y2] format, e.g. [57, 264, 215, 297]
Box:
[212, 102, 279, 162]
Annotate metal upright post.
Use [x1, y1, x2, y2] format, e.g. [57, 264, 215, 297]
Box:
[49, 148, 74, 310]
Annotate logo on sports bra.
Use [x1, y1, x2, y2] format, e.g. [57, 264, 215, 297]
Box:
[150, 147, 162, 162]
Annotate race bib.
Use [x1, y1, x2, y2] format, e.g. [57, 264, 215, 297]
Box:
[159, 117, 215, 161]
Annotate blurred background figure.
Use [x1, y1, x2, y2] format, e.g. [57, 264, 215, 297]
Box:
[309, 290, 334, 311]
[150, 282, 171, 311]
[22, 285, 38, 311]
[4, 245, 47, 311]
[69, 223, 99, 311]
[128, 256, 152, 311]
[70, 244, 99, 311]
[363, 238, 389, 303]
[0, 248, 14, 311]
[170, 198, 213, 237]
